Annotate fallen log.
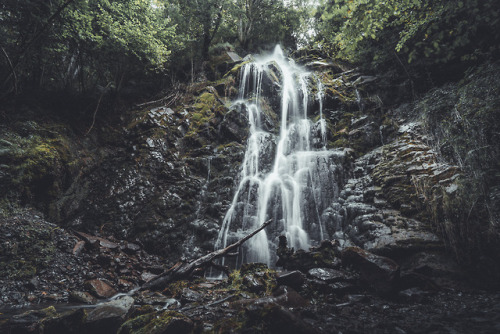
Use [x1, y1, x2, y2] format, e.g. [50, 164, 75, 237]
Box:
[141, 219, 272, 291]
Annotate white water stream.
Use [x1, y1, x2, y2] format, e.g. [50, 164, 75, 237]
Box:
[215, 46, 345, 268]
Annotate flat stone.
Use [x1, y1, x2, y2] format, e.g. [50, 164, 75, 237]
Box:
[69, 291, 97, 304]
[308, 268, 351, 283]
[277, 270, 305, 289]
[72, 240, 85, 256]
[181, 288, 203, 304]
[122, 242, 141, 254]
[140, 272, 157, 283]
[227, 51, 242, 62]
[85, 279, 117, 299]
[99, 239, 119, 249]
[75, 231, 118, 249]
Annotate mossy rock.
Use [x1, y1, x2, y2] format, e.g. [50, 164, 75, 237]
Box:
[0, 121, 85, 215]
[163, 280, 189, 298]
[228, 264, 277, 296]
[118, 311, 193, 334]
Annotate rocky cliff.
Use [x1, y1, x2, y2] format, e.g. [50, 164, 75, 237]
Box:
[1, 51, 499, 315]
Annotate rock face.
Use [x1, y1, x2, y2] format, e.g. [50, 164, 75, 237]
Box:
[0, 49, 499, 302]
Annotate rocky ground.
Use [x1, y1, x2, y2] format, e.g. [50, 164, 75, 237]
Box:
[1, 210, 500, 333]
[0, 209, 166, 308]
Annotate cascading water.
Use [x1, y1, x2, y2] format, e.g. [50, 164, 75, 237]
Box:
[215, 46, 345, 268]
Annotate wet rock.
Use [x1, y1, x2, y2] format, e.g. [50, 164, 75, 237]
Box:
[140, 272, 157, 283]
[84, 296, 134, 334]
[243, 274, 265, 293]
[42, 308, 86, 334]
[342, 246, 400, 294]
[164, 298, 181, 310]
[181, 288, 203, 304]
[85, 279, 117, 299]
[277, 270, 306, 289]
[307, 268, 354, 283]
[277, 237, 340, 271]
[122, 242, 140, 255]
[13, 305, 58, 322]
[69, 290, 97, 304]
[398, 287, 433, 302]
[218, 104, 250, 143]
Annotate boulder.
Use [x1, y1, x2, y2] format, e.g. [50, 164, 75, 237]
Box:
[84, 296, 134, 334]
[276, 270, 306, 289]
[342, 246, 400, 294]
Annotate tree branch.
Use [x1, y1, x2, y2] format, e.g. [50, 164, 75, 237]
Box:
[141, 219, 272, 291]
[1, 47, 18, 95]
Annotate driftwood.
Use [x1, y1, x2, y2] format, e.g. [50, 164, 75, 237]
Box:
[141, 219, 272, 291]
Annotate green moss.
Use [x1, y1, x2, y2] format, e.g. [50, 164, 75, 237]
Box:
[227, 264, 277, 296]
[163, 280, 189, 298]
[119, 311, 192, 334]
[0, 122, 79, 214]
[0, 218, 58, 279]
[212, 315, 245, 333]
[228, 60, 251, 76]
[185, 91, 222, 139]
[118, 312, 156, 334]
[329, 138, 349, 149]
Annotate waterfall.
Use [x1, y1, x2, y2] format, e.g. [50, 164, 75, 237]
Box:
[215, 45, 345, 268]
[316, 77, 327, 148]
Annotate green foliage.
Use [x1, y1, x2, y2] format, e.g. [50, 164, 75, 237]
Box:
[316, 0, 500, 72]
[0, 0, 181, 101]
[1, 0, 311, 105]
[229, 0, 308, 51]
[65, 0, 180, 71]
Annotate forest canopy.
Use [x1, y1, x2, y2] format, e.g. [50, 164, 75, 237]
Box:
[1, 0, 499, 110]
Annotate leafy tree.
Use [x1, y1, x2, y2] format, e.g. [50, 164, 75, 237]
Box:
[315, 0, 500, 80]
[232, 0, 308, 51]
[1, 0, 181, 101]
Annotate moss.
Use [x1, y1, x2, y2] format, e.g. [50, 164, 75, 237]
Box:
[329, 138, 349, 149]
[212, 314, 245, 333]
[118, 312, 156, 334]
[0, 218, 58, 279]
[163, 280, 189, 298]
[119, 311, 192, 334]
[227, 264, 277, 296]
[0, 121, 80, 215]
[228, 60, 251, 76]
[185, 90, 223, 140]
[215, 141, 244, 152]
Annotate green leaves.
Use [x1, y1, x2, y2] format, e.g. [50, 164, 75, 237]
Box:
[316, 0, 500, 72]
